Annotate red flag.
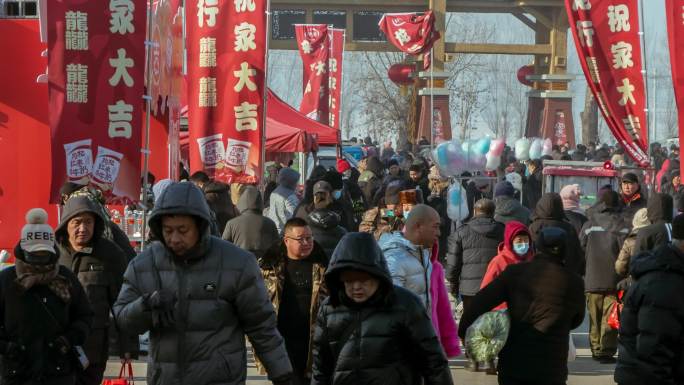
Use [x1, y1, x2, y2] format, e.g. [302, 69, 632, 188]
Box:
[295, 24, 330, 124]
[666, 0, 684, 175]
[378, 11, 440, 68]
[328, 29, 344, 131]
[187, 0, 266, 184]
[48, 0, 147, 204]
[566, 0, 649, 166]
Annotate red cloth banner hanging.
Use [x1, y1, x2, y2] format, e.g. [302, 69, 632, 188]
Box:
[187, 0, 266, 184]
[328, 28, 344, 131]
[566, 0, 649, 166]
[295, 24, 330, 124]
[378, 11, 440, 69]
[48, 0, 147, 204]
[666, 0, 684, 175]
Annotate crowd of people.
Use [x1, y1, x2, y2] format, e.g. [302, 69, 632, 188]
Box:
[0, 138, 683, 385]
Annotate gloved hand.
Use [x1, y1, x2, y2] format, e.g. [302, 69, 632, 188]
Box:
[4, 342, 26, 359]
[145, 290, 177, 328]
[52, 336, 71, 355]
[145, 290, 177, 311]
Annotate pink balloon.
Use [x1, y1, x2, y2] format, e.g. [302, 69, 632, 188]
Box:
[488, 138, 505, 157]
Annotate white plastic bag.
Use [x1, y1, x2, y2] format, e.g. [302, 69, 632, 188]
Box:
[567, 334, 576, 362]
[446, 183, 469, 222]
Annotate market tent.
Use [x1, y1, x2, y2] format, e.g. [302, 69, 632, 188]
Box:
[266, 89, 339, 146]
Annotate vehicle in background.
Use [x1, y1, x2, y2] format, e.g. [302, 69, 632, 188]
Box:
[305, 145, 359, 179]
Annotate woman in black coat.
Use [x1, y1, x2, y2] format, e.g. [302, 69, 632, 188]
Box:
[311, 233, 453, 385]
[0, 209, 93, 385]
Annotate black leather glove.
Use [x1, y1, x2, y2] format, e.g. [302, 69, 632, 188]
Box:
[145, 290, 177, 311]
[51, 336, 71, 355]
[145, 290, 177, 328]
[4, 342, 26, 359]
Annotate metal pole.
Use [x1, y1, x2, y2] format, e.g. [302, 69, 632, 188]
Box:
[430, 47, 434, 150]
[260, 0, 272, 190]
[638, 0, 650, 156]
[140, 0, 156, 249]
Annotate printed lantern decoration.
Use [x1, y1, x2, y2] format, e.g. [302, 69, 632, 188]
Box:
[517, 65, 534, 87]
[388, 63, 416, 86]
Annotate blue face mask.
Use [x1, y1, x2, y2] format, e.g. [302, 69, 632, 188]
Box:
[513, 242, 529, 256]
[333, 190, 342, 200]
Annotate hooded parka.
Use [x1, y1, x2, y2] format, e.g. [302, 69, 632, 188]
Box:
[529, 193, 586, 276]
[55, 196, 130, 365]
[114, 182, 292, 385]
[633, 193, 674, 254]
[614, 244, 684, 385]
[307, 210, 347, 258]
[311, 233, 453, 385]
[222, 186, 279, 259]
[268, 168, 301, 234]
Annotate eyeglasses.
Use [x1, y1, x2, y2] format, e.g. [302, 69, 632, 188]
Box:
[286, 236, 314, 244]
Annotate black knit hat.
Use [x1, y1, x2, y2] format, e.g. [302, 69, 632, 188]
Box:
[672, 214, 684, 240]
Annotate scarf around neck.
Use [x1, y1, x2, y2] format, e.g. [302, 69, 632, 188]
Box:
[14, 259, 71, 303]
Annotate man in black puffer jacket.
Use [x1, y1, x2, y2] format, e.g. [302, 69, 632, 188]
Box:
[311, 232, 453, 385]
[633, 193, 674, 255]
[307, 209, 347, 258]
[615, 214, 684, 385]
[580, 191, 630, 363]
[459, 227, 585, 385]
[447, 199, 504, 312]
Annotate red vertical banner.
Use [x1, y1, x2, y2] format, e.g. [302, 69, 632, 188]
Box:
[48, 0, 147, 204]
[566, 0, 649, 166]
[328, 28, 344, 131]
[666, 0, 684, 175]
[295, 24, 330, 124]
[187, 0, 266, 184]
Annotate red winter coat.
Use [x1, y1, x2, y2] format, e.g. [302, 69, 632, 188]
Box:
[480, 221, 533, 310]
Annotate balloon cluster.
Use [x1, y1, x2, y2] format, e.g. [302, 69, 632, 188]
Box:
[432, 137, 505, 177]
[515, 137, 553, 161]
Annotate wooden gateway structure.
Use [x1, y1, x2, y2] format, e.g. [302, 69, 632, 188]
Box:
[268, 0, 575, 145]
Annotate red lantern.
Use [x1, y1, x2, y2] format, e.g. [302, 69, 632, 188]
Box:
[388, 63, 416, 86]
[517, 65, 535, 87]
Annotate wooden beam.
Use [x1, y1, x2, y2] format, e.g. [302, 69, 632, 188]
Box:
[271, 0, 565, 9]
[512, 11, 537, 30]
[445, 43, 552, 55]
[522, 6, 553, 29]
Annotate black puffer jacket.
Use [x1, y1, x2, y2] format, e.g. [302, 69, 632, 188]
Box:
[634, 193, 674, 255]
[529, 194, 585, 275]
[459, 251, 585, 384]
[580, 202, 629, 292]
[55, 196, 131, 364]
[614, 244, 684, 385]
[222, 185, 280, 259]
[311, 233, 453, 385]
[203, 181, 238, 234]
[522, 168, 543, 211]
[564, 210, 588, 240]
[307, 209, 347, 258]
[446, 217, 505, 296]
[0, 248, 93, 385]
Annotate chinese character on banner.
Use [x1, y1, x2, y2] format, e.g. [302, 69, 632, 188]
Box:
[378, 11, 440, 69]
[187, 0, 266, 184]
[566, 0, 649, 166]
[48, 0, 147, 204]
[328, 28, 345, 131]
[295, 24, 330, 124]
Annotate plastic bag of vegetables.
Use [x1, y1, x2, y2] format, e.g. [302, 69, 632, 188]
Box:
[465, 310, 511, 362]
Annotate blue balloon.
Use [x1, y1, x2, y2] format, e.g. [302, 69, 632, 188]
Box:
[449, 187, 461, 205]
[473, 137, 491, 155]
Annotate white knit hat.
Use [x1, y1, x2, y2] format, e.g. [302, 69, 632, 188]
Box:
[20, 208, 56, 254]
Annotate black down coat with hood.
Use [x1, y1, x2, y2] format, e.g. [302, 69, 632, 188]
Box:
[633, 193, 674, 255]
[307, 209, 347, 258]
[311, 232, 453, 385]
[529, 193, 585, 276]
[614, 244, 684, 385]
[222, 185, 280, 259]
[446, 217, 505, 297]
[114, 182, 292, 385]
